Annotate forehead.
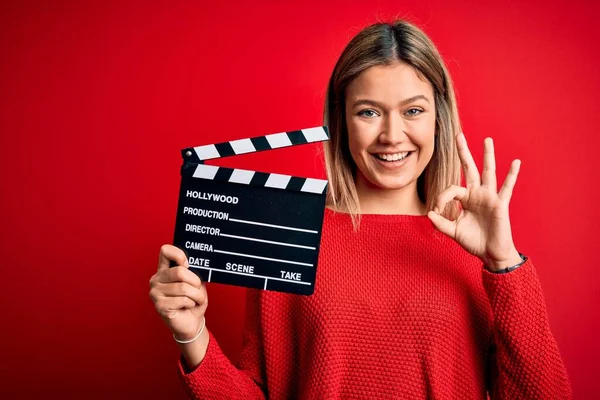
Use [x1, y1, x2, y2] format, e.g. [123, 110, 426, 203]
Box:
[346, 62, 433, 102]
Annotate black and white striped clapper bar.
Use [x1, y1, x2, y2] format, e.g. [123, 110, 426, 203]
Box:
[172, 126, 329, 295]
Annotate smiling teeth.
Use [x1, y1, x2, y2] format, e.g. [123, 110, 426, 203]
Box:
[376, 152, 410, 161]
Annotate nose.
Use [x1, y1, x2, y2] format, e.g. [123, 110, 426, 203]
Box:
[379, 113, 408, 145]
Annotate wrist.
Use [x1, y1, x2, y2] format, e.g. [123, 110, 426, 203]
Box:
[179, 328, 210, 371]
[483, 249, 524, 272]
[174, 317, 206, 344]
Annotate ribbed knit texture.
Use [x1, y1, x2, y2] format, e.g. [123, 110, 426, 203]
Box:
[178, 208, 572, 399]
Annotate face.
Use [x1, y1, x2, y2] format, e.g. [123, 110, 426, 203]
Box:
[345, 61, 436, 192]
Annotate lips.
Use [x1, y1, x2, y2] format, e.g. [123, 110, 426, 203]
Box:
[373, 151, 414, 162]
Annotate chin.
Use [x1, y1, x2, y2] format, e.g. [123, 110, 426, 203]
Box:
[365, 174, 416, 191]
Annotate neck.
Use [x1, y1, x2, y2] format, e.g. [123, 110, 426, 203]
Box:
[354, 173, 427, 215]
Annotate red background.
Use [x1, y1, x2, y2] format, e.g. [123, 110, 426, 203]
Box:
[1, 1, 599, 398]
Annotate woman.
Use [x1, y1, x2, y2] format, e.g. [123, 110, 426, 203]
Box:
[149, 20, 572, 399]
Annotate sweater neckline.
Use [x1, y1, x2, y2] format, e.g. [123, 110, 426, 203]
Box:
[325, 207, 431, 223]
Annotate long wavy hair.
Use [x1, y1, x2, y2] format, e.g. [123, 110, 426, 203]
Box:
[322, 20, 462, 228]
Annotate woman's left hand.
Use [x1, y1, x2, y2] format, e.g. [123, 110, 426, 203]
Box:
[427, 132, 523, 272]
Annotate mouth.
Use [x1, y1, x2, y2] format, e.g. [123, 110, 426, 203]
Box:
[372, 151, 414, 164]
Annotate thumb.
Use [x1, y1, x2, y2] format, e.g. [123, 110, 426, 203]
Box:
[427, 211, 456, 239]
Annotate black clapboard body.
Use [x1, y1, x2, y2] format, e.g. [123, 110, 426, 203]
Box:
[173, 127, 329, 295]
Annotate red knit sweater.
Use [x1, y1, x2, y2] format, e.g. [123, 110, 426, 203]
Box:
[177, 208, 572, 399]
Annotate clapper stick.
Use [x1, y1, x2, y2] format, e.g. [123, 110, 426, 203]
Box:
[172, 126, 329, 295]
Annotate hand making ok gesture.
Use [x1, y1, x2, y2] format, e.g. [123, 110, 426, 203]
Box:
[427, 132, 524, 272]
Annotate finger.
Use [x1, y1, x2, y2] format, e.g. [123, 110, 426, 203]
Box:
[154, 282, 206, 305]
[427, 211, 457, 239]
[159, 266, 203, 288]
[433, 185, 468, 214]
[158, 244, 188, 270]
[456, 132, 481, 188]
[498, 159, 521, 202]
[155, 296, 197, 317]
[482, 137, 497, 192]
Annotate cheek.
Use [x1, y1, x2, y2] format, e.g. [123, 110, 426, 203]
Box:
[347, 133, 364, 167]
[411, 118, 436, 154]
[346, 123, 373, 162]
[416, 135, 435, 161]
[421, 133, 436, 152]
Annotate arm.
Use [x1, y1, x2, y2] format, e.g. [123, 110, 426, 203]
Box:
[177, 289, 267, 400]
[483, 258, 572, 399]
[427, 134, 572, 398]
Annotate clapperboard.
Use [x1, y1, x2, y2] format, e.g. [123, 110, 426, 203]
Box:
[172, 126, 329, 295]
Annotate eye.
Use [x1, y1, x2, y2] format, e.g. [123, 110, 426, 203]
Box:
[405, 108, 423, 117]
[357, 109, 379, 118]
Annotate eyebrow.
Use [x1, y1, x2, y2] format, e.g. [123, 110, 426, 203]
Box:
[352, 95, 430, 109]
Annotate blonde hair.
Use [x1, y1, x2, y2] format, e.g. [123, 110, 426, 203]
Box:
[323, 20, 462, 228]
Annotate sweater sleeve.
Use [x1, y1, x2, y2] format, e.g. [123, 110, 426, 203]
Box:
[176, 289, 267, 399]
[482, 258, 572, 399]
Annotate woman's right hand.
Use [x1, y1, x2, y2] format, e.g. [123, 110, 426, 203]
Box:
[149, 244, 208, 342]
